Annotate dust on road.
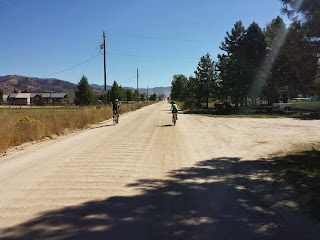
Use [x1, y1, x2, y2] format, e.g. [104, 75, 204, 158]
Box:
[0, 102, 320, 239]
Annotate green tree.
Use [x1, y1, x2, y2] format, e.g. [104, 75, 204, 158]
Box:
[140, 93, 145, 101]
[262, 17, 298, 104]
[126, 89, 134, 101]
[194, 53, 217, 108]
[110, 81, 126, 102]
[281, 1, 320, 95]
[149, 93, 157, 101]
[74, 75, 95, 106]
[119, 86, 127, 101]
[0, 87, 3, 104]
[134, 90, 139, 101]
[281, 0, 320, 39]
[13, 89, 18, 93]
[242, 22, 266, 105]
[218, 21, 246, 107]
[170, 74, 187, 101]
[184, 76, 201, 109]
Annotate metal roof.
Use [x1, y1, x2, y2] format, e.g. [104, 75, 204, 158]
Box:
[8, 93, 68, 98]
[8, 93, 31, 98]
[40, 93, 67, 98]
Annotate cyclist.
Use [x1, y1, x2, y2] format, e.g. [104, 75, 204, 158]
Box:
[170, 101, 179, 121]
[113, 99, 120, 123]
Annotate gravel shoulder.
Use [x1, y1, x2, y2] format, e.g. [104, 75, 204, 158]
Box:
[1, 101, 320, 239]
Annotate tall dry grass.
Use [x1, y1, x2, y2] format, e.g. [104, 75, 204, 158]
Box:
[0, 103, 145, 153]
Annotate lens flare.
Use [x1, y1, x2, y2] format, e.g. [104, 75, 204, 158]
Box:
[249, 0, 305, 101]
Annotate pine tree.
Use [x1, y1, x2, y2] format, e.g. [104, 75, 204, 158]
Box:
[0, 87, 3, 104]
[170, 74, 187, 101]
[194, 53, 217, 108]
[74, 75, 95, 106]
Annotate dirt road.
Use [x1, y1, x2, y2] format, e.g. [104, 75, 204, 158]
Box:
[1, 102, 320, 239]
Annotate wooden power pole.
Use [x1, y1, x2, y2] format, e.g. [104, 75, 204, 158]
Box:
[102, 32, 107, 106]
[137, 68, 139, 102]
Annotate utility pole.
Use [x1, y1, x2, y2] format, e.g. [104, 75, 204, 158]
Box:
[101, 31, 107, 106]
[137, 68, 139, 102]
[147, 85, 149, 103]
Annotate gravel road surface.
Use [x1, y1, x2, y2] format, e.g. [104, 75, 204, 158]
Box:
[1, 101, 320, 239]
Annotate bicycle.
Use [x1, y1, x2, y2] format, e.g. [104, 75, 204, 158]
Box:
[113, 110, 119, 125]
[172, 112, 178, 126]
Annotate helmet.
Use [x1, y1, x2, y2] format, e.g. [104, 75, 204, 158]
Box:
[114, 99, 118, 102]
[171, 101, 175, 104]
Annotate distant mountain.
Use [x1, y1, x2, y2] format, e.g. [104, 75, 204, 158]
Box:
[90, 84, 111, 90]
[0, 75, 77, 94]
[0, 75, 171, 97]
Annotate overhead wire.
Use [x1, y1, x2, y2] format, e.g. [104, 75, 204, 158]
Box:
[43, 53, 101, 78]
[118, 75, 137, 85]
[81, 36, 103, 76]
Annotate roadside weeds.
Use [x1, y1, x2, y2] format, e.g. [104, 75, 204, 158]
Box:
[0, 103, 146, 154]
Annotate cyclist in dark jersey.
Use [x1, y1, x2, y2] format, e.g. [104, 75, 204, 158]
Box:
[113, 99, 120, 123]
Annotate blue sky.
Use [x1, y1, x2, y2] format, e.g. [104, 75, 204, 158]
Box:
[0, 0, 289, 88]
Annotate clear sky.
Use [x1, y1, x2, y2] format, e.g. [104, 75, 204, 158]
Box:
[0, 0, 290, 88]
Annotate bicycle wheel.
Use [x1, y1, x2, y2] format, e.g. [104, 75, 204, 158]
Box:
[113, 114, 117, 125]
[173, 114, 176, 126]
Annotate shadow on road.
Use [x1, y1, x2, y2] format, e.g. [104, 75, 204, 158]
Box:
[90, 124, 114, 129]
[1, 157, 319, 240]
[157, 124, 173, 127]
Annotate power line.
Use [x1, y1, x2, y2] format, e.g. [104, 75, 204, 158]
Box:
[43, 53, 101, 78]
[118, 75, 137, 85]
[81, 36, 103, 76]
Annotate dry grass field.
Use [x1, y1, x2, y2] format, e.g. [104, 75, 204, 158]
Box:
[0, 103, 145, 153]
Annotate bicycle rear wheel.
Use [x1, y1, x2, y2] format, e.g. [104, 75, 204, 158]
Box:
[113, 114, 117, 125]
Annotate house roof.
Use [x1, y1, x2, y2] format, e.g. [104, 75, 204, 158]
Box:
[40, 93, 67, 98]
[30, 93, 41, 97]
[8, 93, 68, 98]
[8, 93, 31, 98]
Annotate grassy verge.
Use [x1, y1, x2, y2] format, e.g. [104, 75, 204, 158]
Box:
[0, 103, 145, 153]
[270, 147, 320, 221]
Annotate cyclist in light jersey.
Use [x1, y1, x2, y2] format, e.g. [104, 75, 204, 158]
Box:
[170, 101, 179, 120]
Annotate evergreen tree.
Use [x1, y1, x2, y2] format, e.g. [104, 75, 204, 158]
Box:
[134, 90, 139, 101]
[242, 22, 266, 105]
[170, 74, 187, 101]
[184, 76, 201, 109]
[0, 87, 3, 103]
[74, 75, 95, 106]
[281, 0, 320, 39]
[218, 21, 246, 107]
[110, 81, 127, 102]
[140, 93, 145, 101]
[149, 93, 157, 101]
[126, 89, 134, 101]
[194, 53, 217, 108]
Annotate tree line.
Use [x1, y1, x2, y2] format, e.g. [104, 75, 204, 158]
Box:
[74, 76, 159, 106]
[171, 1, 320, 108]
